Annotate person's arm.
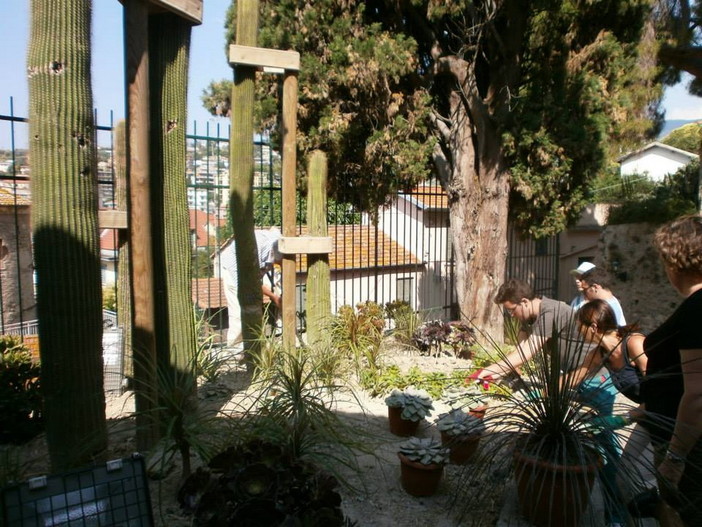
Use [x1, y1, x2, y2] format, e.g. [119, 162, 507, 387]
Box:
[658, 348, 702, 487]
[261, 284, 281, 308]
[559, 345, 601, 388]
[628, 334, 648, 375]
[479, 333, 548, 380]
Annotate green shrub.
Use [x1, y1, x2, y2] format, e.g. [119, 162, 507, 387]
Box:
[0, 336, 43, 444]
[605, 162, 699, 225]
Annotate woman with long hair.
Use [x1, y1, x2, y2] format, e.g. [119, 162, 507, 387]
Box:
[576, 299, 647, 403]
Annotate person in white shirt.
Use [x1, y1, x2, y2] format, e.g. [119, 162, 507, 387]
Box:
[569, 261, 596, 311]
[579, 267, 627, 326]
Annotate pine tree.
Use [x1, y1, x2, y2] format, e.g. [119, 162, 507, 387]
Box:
[27, 0, 107, 471]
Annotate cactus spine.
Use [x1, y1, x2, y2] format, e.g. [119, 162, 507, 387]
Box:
[27, 0, 107, 471]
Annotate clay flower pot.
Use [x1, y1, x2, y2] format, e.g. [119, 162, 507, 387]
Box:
[387, 406, 420, 437]
[398, 452, 444, 496]
[513, 449, 600, 527]
[468, 405, 488, 419]
[440, 431, 481, 465]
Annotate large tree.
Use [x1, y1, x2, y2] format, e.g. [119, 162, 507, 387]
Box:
[28, 0, 107, 470]
[211, 0, 662, 334]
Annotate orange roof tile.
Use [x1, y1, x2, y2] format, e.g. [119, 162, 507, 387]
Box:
[296, 224, 421, 272]
[192, 278, 226, 309]
[402, 184, 448, 210]
[0, 187, 30, 206]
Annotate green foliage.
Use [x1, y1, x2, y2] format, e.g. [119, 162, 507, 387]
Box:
[362, 365, 476, 400]
[385, 301, 423, 348]
[209, 0, 663, 238]
[399, 436, 449, 466]
[0, 336, 43, 444]
[253, 188, 362, 227]
[235, 345, 374, 490]
[102, 286, 117, 312]
[192, 249, 214, 279]
[606, 161, 699, 224]
[329, 302, 385, 374]
[503, 2, 662, 237]
[660, 122, 702, 153]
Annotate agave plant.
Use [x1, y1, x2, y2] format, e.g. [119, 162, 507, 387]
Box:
[385, 387, 434, 422]
[399, 437, 449, 466]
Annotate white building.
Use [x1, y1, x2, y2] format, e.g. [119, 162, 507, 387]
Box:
[619, 141, 698, 182]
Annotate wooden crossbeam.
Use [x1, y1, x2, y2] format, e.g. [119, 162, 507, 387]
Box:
[146, 0, 203, 24]
[228, 45, 300, 72]
[278, 236, 333, 255]
[99, 210, 128, 230]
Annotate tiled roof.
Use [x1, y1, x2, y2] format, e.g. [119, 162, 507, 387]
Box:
[0, 187, 30, 206]
[401, 184, 448, 210]
[189, 209, 226, 249]
[100, 228, 119, 251]
[192, 277, 226, 309]
[296, 224, 421, 272]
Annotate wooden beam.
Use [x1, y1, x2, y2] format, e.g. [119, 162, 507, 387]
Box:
[146, 0, 203, 24]
[279, 236, 332, 255]
[228, 45, 300, 71]
[281, 70, 298, 348]
[98, 210, 128, 230]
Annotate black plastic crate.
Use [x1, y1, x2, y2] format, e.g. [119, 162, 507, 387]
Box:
[1, 454, 153, 526]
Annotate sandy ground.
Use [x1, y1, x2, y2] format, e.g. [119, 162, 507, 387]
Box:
[9, 347, 655, 527]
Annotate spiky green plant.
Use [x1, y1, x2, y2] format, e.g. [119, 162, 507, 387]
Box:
[27, 0, 107, 471]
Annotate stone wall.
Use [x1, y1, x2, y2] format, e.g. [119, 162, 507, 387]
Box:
[597, 223, 682, 332]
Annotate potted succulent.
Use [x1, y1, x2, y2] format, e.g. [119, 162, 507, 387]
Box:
[436, 409, 486, 464]
[442, 384, 491, 419]
[397, 436, 449, 496]
[384, 387, 434, 436]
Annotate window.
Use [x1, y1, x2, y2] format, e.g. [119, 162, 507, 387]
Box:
[396, 277, 414, 309]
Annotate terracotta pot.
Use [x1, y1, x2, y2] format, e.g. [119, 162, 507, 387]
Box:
[513, 449, 600, 527]
[468, 405, 488, 419]
[387, 406, 420, 437]
[397, 452, 444, 496]
[440, 431, 481, 465]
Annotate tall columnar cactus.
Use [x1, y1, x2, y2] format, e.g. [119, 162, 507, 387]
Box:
[230, 0, 263, 365]
[113, 119, 133, 380]
[27, 0, 107, 471]
[305, 151, 330, 347]
[148, 13, 196, 373]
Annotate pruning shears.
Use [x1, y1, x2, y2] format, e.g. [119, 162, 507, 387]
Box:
[466, 369, 493, 391]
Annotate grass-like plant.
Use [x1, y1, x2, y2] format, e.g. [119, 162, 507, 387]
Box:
[227, 343, 378, 492]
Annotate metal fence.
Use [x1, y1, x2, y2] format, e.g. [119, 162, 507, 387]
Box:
[0, 102, 558, 347]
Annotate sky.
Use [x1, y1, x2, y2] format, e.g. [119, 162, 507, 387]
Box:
[1, 2, 702, 148]
[0, 0, 233, 148]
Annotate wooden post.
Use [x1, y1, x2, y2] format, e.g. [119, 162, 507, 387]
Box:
[124, 0, 158, 451]
[305, 151, 331, 347]
[281, 71, 298, 349]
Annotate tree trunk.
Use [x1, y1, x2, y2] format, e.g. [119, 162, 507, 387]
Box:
[148, 13, 196, 373]
[444, 93, 509, 341]
[28, 0, 107, 471]
[230, 0, 262, 365]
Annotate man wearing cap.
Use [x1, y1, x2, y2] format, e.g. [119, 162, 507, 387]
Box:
[220, 228, 283, 348]
[570, 261, 596, 310]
